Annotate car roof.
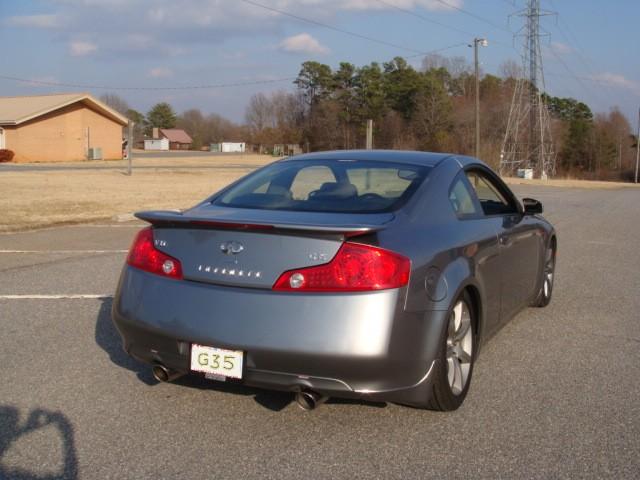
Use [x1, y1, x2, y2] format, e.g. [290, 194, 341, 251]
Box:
[281, 150, 457, 167]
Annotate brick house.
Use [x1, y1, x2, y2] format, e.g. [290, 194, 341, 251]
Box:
[159, 128, 193, 150]
[0, 93, 128, 162]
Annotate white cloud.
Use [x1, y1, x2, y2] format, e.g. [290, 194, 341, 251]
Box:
[279, 33, 329, 55]
[6, 14, 62, 28]
[69, 41, 98, 56]
[550, 41, 572, 55]
[589, 73, 640, 96]
[148, 67, 174, 78]
[12, 0, 465, 60]
[341, 0, 463, 11]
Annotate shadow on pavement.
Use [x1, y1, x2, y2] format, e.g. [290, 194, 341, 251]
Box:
[94, 298, 157, 386]
[0, 406, 78, 480]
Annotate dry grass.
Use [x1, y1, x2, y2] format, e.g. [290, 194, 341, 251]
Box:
[503, 177, 640, 189]
[0, 154, 276, 232]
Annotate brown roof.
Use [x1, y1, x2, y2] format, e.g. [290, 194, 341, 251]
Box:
[159, 128, 192, 143]
[0, 92, 129, 126]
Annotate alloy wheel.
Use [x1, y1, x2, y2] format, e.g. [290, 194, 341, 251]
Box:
[543, 248, 555, 300]
[446, 299, 474, 395]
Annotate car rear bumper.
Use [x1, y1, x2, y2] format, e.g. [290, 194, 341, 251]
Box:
[112, 266, 446, 406]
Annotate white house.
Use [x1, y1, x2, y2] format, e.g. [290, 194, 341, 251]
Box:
[144, 138, 169, 151]
[220, 142, 246, 153]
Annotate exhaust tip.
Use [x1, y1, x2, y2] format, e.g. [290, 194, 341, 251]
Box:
[152, 364, 183, 383]
[295, 390, 327, 411]
[152, 364, 170, 382]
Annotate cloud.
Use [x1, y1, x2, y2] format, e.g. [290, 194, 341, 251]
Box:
[550, 41, 572, 55]
[279, 33, 329, 55]
[341, 0, 463, 11]
[69, 41, 98, 56]
[589, 73, 640, 96]
[5, 14, 62, 28]
[10, 0, 464, 60]
[148, 67, 174, 78]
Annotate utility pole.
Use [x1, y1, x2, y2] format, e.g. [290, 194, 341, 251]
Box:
[635, 107, 639, 184]
[472, 38, 488, 159]
[127, 121, 133, 176]
[365, 119, 373, 150]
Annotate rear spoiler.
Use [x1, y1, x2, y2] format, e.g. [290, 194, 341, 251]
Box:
[134, 210, 387, 235]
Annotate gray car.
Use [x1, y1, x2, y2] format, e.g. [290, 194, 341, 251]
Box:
[112, 150, 556, 411]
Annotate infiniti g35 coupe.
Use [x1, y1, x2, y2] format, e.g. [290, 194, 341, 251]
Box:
[112, 150, 556, 411]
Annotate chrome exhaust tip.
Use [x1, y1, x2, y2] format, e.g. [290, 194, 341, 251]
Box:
[152, 364, 183, 383]
[295, 390, 327, 411]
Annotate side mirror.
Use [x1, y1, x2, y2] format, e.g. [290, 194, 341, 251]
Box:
[522, 197, 543, 215]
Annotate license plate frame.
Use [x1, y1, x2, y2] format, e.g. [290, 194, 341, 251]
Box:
[190, 344, 244, 380]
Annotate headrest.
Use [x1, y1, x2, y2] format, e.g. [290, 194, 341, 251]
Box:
[316, 182, 358, 198]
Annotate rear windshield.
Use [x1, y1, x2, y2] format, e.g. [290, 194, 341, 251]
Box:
[214, 159, 430, 213]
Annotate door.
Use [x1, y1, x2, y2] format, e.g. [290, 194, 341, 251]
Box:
[465, 169, 542, 322]
[448, 172, 503, 336]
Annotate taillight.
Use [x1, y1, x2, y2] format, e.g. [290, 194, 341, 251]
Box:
[273, 243, 410, 292]
[127, 227, 183, 279]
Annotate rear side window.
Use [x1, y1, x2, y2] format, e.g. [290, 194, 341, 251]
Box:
[449, 177, 479, 216]
[215, 159, 430, 213]
[466, 171, 517, 215]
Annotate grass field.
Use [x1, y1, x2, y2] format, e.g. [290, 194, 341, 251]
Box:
[1, 154, 638, 232]
[0, 154, 276, 232]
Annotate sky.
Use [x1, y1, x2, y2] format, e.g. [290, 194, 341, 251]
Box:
[1, 0, 639, 124]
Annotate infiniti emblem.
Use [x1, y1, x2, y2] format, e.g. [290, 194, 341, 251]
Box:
[220, 241, 244, 255]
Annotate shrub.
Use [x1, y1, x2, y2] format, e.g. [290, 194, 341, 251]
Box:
[0, 149, 15, 162]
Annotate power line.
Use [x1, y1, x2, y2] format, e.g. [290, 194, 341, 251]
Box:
[0, 75, 297, 91]
[431, 0, 515, 34]
[237, 0, 427, 55]
[545, 0, 620, 107]
[545, 46, 609, 107]
[373, 0, 475, 37]
[375, 0, 518, 55]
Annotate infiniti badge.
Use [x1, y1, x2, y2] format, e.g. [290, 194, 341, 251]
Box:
[220, 241, 244, 255]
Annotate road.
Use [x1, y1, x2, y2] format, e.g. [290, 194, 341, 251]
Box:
[0, 185, 639, 479]
[0, 151, 259, 172]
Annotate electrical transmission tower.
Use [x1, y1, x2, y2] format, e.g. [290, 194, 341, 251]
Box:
[500, 0, 556, 178]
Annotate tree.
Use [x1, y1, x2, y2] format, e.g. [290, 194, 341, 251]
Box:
[100, 93, 130, 115]
[383, 57, 422, 119]
[559, 116, 593, 172]
[126, 109, 145, 143]
[353, 62, 386, 121]
[411, 71, 453, 151]
[245, 91, 305, 151]
[145, 102, 177, 135]
[294, 61, 334, 106]
[177, 109, 208, 149]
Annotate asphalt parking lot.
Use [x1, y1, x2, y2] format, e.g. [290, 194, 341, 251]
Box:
[1, 185, 639, 479]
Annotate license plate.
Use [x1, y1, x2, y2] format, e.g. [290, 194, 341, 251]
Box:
[190, 344, 243, 379]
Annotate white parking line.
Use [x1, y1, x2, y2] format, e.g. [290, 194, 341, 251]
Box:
[0, 294, 114, 299]
[0, 250, 128, 254]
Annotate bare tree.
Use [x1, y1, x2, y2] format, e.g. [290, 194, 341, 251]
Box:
[99, 93, 131, 116]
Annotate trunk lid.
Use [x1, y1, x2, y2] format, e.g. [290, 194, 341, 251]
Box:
[138, 205, 394, 289]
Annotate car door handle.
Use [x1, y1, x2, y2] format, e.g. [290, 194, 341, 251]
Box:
[499, 235, 510, 246]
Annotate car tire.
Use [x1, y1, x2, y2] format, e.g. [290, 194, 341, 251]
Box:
[426, 291, 476, 411]
[532, 244, 555, 308]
